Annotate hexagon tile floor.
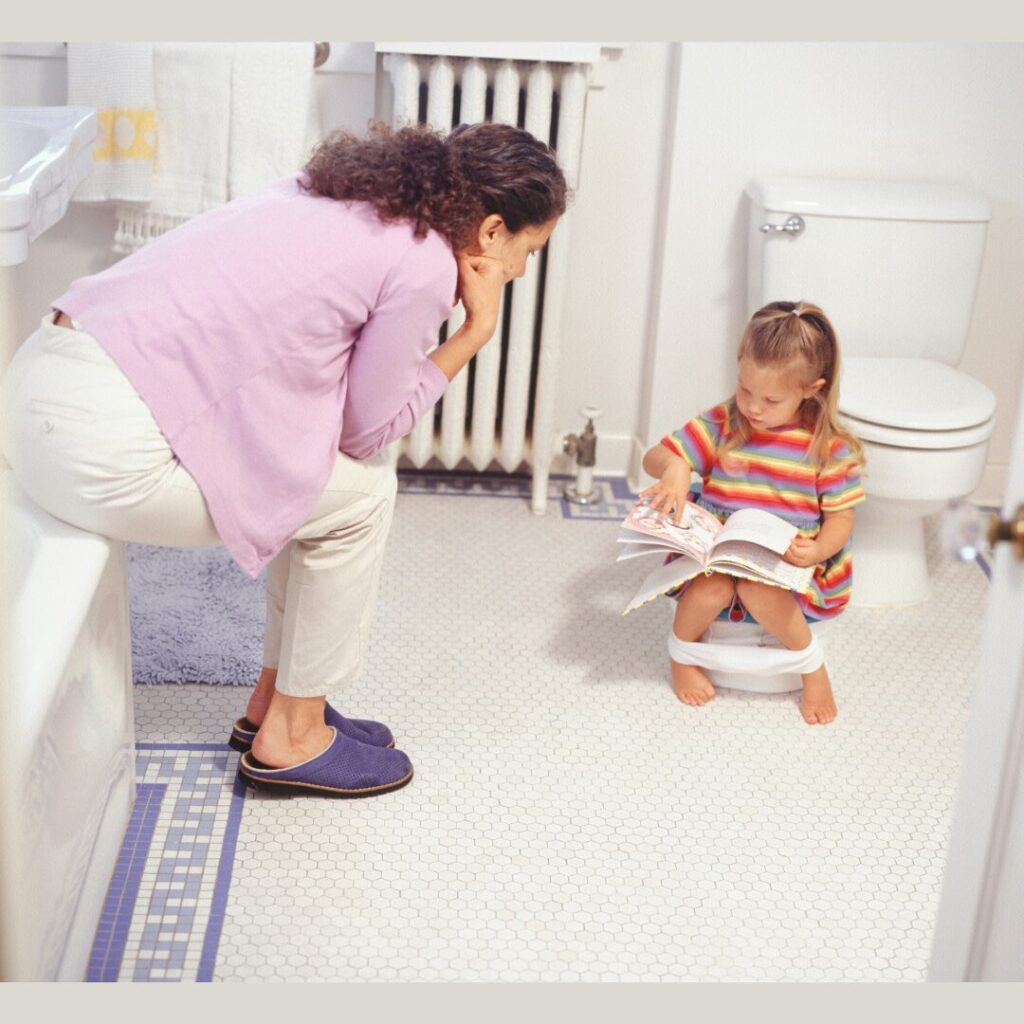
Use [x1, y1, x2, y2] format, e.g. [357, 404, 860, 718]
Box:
[93, 473, 991, 982]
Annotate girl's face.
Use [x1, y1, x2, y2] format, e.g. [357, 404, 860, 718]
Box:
[735, 357, 825, 430]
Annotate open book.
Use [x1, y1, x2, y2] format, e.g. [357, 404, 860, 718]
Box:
[617, 497, 815, 613]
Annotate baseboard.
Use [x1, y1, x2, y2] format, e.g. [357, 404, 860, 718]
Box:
[556, 441, 1009, 515]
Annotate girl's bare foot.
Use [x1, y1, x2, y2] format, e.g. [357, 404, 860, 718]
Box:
[800, 665, 837, 725]
[671, 663, 717, 706]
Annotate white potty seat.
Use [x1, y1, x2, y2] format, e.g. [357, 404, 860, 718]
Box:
[668, 619, 831, 694]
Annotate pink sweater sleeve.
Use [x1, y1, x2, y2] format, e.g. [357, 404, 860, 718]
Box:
[339, 240, 456, 460]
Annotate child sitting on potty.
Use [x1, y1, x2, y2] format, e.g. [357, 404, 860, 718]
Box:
[641, 301, 865, 725]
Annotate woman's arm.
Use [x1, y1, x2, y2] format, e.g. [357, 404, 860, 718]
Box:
[428, 253, 506, 381]
[340, 249, 507, 459]
[428, 322, 495, 381]
[339, 253, 455, 460]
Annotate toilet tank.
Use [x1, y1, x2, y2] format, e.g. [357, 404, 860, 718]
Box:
[745, 177, 990, 364]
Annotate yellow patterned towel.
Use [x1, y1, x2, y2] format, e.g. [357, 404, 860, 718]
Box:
[68, 42, 319, 254]
[67, 43, 156, 203]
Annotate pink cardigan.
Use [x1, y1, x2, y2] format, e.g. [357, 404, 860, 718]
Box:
[54, 174, 456, 577]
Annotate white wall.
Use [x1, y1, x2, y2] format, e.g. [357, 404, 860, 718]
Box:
[550, 43, 676, 477]
[639, 42, 1024, 504]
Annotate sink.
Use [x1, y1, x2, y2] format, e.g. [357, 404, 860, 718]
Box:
[0, 107, 96, 266]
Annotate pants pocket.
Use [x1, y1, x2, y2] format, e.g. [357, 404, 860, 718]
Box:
[27, 398, 98, 423]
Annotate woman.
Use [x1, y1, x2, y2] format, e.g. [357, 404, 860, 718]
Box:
[1, 121, 567, 797]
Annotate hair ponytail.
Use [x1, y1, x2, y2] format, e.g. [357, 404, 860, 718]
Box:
[719, 300, 865, 471]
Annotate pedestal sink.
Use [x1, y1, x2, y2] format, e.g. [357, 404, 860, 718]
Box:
[0, 107, 96, 266]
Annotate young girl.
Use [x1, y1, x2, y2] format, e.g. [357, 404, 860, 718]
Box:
[640, 301, 865, 725]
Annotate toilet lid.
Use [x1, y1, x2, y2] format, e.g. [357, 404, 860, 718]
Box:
[839, 357, 996, 430]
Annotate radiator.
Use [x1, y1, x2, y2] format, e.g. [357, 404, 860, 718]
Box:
[382, 52, 588, 514]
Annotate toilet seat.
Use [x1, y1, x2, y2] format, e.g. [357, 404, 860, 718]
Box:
[839, 356, 996, 449]
[840, 413, 995, 449]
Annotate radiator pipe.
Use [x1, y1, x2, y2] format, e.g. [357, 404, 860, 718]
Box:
[563, 405, 603, 505]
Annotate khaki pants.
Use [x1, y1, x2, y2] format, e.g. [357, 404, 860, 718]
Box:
[1, 313, 397, 698]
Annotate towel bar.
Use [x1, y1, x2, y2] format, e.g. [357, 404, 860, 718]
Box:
[61, 41, 332, 67]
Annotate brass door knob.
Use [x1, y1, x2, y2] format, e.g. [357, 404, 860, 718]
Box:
[988, 504, 1024, 560]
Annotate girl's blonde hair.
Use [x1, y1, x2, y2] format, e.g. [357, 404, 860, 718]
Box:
[720, 300, 865, 471]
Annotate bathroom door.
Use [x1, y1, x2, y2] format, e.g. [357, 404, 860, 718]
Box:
[928, 371, 1024, 981]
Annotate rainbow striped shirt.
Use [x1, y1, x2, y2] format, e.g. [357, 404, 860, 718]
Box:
[661, 400, 866, 619]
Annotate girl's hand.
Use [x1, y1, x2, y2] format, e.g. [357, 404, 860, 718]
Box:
[639, 460, 691, 524]
[783, 535, 823, 567]
[455, 254, 505, 342]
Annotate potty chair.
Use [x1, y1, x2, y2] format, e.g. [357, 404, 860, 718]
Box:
[661, 480, 831, 694]
[668, 615, 830, 694]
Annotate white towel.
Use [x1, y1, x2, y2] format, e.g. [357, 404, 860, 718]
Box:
[114, 42, 232, 252]
[229, 42, 318, 199]
[114, 42, 319, 254]
[66, 42, 156, 203]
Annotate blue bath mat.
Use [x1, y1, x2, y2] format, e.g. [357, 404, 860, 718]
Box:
[126, 544, 263, 684]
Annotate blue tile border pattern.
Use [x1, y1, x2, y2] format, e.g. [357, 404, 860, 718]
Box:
[87, 784, 166, 981]
[87, 744, 245, 983]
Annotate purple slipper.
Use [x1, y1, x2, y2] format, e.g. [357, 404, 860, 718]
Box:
[228, 704, 394, 753]
[238, 728, 414, 797]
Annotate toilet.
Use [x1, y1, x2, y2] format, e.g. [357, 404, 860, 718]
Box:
[745, 177, 996, 606]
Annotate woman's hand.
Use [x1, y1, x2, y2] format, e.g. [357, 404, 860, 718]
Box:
[783, 535, 824, 567]
[430, 254, 506, 381]
[638, 459, 692, 524]
[456, 254, 505, 343]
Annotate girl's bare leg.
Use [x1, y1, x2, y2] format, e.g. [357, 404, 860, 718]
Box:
[670, 573, 736, 706]
[734, 580, 838, 725]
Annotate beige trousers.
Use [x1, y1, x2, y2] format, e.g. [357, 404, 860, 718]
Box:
[1, 314, 397, 698]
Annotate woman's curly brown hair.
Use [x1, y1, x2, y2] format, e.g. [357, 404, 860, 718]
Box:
[300, 121, 568, 250]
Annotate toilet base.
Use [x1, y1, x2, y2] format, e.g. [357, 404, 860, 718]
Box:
[850, 501, 931, 607]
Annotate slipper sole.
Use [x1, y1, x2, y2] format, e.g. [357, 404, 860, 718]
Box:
[237, 753, 413, 798]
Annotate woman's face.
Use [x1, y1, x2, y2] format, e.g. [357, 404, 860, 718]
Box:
[468, 216, 558, 283]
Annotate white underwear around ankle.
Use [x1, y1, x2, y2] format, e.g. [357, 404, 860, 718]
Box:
[667, 630, 824, 676]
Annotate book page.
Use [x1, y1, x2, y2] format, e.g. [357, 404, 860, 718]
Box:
[616, 541, 676, 561]
[623, 554, 704, 614]
[707, 540, 814, 592]
[620, 499, 721, 565]
[615, 530, 685, 552]
[711, 507, 798, 556]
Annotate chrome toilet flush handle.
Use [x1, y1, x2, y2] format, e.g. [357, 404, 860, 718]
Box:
[760, 215, 805, 236]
